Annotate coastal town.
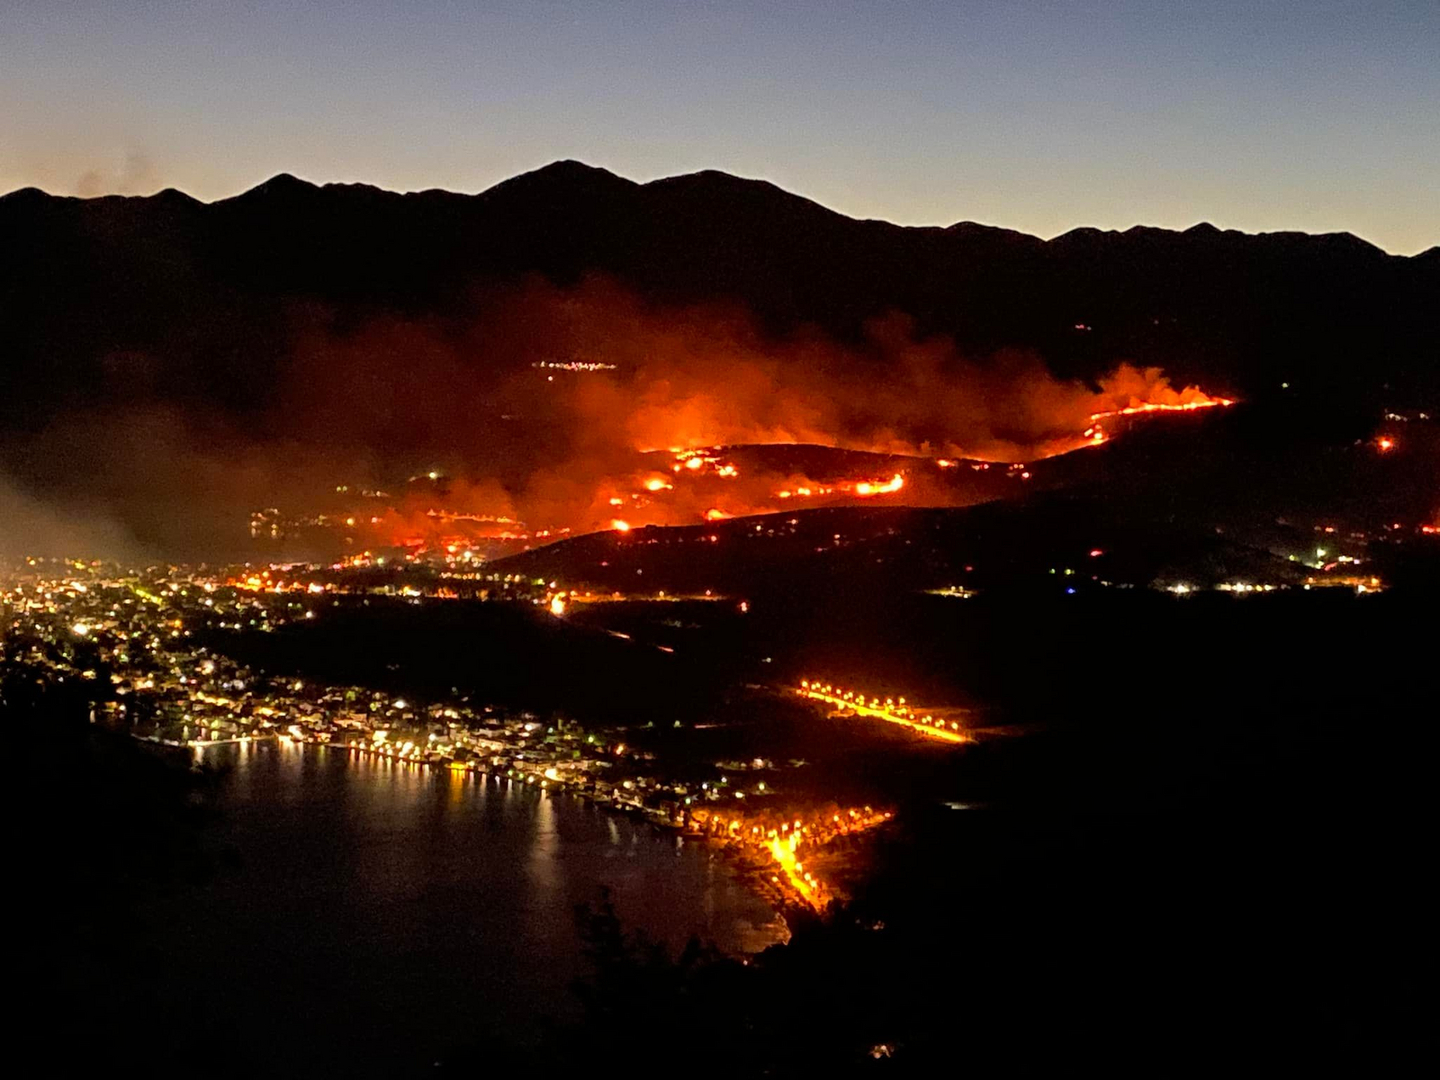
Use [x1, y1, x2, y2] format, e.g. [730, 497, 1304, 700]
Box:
[1, 557, 895, 912]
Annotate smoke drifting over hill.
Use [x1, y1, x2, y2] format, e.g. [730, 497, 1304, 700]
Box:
[0, 475, 146, 561]
[1, 278, 1229, 558]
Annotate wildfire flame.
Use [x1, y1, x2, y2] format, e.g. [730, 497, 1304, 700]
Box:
[854, 474, 904, 497]
[257, 281, 1240, 550]
[1078, 380, 1236, 451]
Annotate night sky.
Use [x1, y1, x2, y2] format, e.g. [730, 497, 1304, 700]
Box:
[3, 0, 1437, 253]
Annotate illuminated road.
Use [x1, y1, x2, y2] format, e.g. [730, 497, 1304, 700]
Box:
[767, 834, 820, 905]
[796, 681, 970, 744]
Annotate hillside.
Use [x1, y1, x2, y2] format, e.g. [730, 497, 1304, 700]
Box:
[4, 160, 1436, 438]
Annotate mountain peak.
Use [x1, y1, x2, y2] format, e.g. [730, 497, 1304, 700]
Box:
[226, 172, 321, 203]
[641, 168, 846, 226]
[151, 187, 201, 206]
[527, 159, 615, 181]
[0, 186, 50, 204]
[261, 171, 313, 188]
[480, 159, 635, 200]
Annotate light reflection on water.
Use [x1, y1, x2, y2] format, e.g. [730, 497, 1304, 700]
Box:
[150, 741, 785, 1069]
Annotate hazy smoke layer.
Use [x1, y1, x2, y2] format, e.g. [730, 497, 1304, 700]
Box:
[0, 475, 145, 560]
[0, 278, 1219, 558]
[75, 151, 162, 198]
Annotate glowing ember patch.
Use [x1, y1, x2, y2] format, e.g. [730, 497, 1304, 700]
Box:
[610, 519, 631, 532]
[853, 474, 904, 497]
[883, 474, 904, 493]
[1376, 437, 1396, 452]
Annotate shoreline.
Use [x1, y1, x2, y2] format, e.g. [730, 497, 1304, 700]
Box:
[175, 735, 802, 953]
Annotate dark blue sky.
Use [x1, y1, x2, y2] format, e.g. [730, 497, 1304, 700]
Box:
[3, 1, 1436, 252]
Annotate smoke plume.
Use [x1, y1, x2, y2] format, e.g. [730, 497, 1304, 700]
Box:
[74, 151, 162, 197]
[0, 277, 1225, 559]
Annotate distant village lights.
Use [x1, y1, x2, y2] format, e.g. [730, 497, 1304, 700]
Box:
[531, 360, 618, 372]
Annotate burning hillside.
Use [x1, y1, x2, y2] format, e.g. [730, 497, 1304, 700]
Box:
[238, 282, 1238, 557]
[0, 274, 1236, 560]
[260, 386, 1237, 561]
